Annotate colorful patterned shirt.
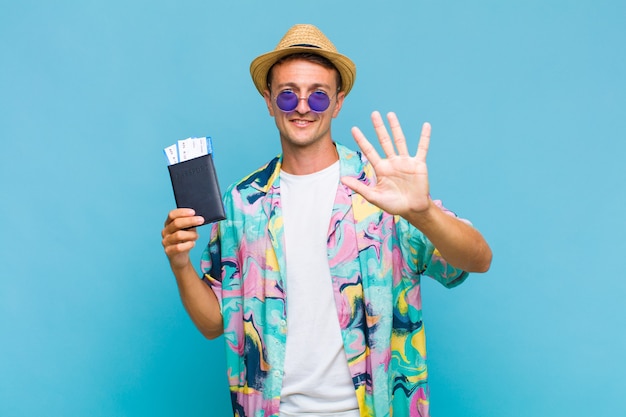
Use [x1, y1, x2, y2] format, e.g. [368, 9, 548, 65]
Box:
[200, 143, 469, 417]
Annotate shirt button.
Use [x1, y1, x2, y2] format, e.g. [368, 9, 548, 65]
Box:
[273, 370, 282, 377]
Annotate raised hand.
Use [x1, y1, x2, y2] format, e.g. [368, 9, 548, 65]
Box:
[341, 111, 432, 218]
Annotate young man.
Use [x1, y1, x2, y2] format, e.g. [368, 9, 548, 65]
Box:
[162, 24, 492, 417]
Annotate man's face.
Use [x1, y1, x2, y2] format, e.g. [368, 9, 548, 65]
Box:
[263, 59, 345, 151]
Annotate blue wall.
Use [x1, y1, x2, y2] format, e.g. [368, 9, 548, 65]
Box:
[2, 1, 625, 416]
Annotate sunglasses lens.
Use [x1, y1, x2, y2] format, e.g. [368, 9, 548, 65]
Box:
[276, 91, 298, 112]
[308, 91, 330, 112]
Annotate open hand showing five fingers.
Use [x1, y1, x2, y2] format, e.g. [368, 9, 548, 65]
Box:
[341, 111, 432, 218]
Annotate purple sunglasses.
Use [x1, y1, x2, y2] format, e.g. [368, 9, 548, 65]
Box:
[275, 90, 334, 113]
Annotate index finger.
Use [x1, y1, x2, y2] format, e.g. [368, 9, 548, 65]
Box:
[164, 208, 197, 227]
[351, 125, 382, 166]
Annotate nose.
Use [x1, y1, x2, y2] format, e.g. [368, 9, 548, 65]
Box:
[294, 96, 310, 113]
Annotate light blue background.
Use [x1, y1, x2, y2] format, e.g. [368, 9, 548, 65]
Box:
[1, 1, 625, 416]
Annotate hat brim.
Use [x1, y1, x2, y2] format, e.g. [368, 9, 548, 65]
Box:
[250, 46, 356, 97]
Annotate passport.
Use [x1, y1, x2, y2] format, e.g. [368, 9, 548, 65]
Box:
[167, 153, 226, 226]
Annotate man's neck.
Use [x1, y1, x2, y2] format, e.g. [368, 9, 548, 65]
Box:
[280, 140, 339, 175]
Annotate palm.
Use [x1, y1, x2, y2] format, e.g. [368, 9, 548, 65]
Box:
[342, 112, 431, 217]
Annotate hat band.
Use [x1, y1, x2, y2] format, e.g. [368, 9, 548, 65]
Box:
[289, 43, 321, 48]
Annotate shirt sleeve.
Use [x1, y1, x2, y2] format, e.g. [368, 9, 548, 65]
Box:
[200, 221, 224, 305]
[399, 199, 470, 289]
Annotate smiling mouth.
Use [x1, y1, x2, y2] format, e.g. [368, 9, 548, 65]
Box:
[291, 118, 314, 127]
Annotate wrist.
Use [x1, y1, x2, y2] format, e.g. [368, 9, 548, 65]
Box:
[170, 256, 195, 277]
[404, 199, 441, 232]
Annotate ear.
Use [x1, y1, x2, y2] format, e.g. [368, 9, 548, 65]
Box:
[331, 91, 346, 118]
[263, 90, 275, 117]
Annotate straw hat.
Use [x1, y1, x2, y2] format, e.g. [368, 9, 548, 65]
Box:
[249, 24, 356, 96]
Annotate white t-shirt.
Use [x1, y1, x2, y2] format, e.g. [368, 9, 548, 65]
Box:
[279, 162, 359, 417]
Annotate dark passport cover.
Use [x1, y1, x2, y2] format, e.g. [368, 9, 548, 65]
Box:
[167, 153, 226, 226]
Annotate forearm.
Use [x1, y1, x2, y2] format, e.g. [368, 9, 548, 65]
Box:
[404, 200, 492, 273]
[172, 262, 224, 339]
